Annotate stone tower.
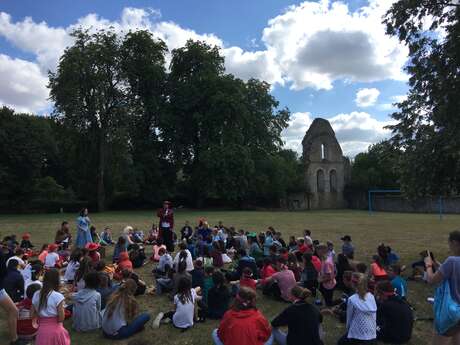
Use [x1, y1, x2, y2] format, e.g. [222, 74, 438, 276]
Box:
[301, 118, 349, 209]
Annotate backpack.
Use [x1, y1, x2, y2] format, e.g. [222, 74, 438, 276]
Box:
[434, 279, 460, 335]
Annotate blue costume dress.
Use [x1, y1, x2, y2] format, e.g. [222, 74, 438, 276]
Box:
[76, 216, 93, 248]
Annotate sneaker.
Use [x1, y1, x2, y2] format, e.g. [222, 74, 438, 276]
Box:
[314, 299, 323, 306]
[152, 312, 164, 328]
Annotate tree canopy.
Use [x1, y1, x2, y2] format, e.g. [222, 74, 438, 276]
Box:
[2, 29, 302, 212]
[384, 0, 460, 198]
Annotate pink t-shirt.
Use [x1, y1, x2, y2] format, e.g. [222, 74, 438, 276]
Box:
[271, 269, 297, 302]
[320, 257, 336, 290]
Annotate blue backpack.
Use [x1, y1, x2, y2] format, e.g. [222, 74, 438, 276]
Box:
[434, 279, 460, 335]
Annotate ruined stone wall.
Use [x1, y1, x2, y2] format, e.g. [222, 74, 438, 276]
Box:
[300, 118, 348, 209]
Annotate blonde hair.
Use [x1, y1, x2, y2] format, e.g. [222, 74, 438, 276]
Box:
[123, 226, 133, 234]
[106, 279, 138, 322]
[352, 272, 368, 300]
[291, 286, 311, 301]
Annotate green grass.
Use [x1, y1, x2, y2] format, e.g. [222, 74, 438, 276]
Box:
[0, 209, 455, 345]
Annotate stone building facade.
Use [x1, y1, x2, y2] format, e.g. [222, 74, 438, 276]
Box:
[285, 118, 350, 210]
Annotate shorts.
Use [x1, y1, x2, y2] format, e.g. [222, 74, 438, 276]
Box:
[0, 288, 8, 301]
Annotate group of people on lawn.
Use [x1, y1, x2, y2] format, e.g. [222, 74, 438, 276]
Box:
[1, 201, 460, 345]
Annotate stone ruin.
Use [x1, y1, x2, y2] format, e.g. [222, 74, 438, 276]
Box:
[285, 118, 350, 210]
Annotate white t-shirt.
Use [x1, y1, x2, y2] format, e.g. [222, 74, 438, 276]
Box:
[21, 263, 32, 282]
[173, 250, 194, 272]
[44, 252, 60, 268]
[32, 290, 65, 317]
[173, 289, 197, 329]
[64, 261, 80, 282]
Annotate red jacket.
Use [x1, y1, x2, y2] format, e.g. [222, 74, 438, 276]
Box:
[157, 208, 174, 229]
[114, 252, 133, 280]
[218, 308, 271, 345]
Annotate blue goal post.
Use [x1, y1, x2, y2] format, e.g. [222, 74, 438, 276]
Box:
[368, 189, 444, 220]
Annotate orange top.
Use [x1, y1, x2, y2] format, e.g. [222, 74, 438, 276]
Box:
[371, 262, 387, 277]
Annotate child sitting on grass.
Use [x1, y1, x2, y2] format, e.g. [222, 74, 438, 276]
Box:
[153, 277, 202, 331]
[153, 247, 173, 277]
[204, 270, 231, 320]
[17, 283, 41, 340]
[212, 287, 272, 345]
[388, 264, 407, 300]
[114, 252, 133, 281]
[239, 267, 258, 291]
[63, 248, 81, 284]
[102, 279, 150, 339]
[71, 272, 102, 332]
[44, 244, 61, 269]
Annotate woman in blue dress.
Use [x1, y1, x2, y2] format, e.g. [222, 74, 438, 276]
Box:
[76, 208, 93, 248]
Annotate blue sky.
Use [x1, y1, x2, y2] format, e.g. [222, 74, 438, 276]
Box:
[0, 0, 409, 156]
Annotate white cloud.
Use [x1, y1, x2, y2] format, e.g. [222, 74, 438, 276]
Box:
[223, 47, 283, 85]
[282, 111, 393, 157]
[0, 2, 410, 112]
[0, 12, 71, 72]
[377, 94, 408, 111]
[0, 54, 50, 113]
[355, 88, 380, 107]
[391, 94, 407, 103]
[262, 0, 408, 90]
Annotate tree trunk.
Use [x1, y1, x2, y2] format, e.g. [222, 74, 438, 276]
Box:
[97, 131, 106, 212]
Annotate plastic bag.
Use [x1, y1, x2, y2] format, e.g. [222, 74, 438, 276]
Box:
[434, 280, 460, 335]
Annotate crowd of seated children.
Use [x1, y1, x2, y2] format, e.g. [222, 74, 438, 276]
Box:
[0, 216, 422, 345]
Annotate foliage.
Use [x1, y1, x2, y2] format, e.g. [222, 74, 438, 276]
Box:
[0, 107, 75, 211]
[162, 40, 290, 206]
[349, 141, 402, 190]
[384, 0, 460, 197]
[49, 29, 129, 211]
[1, 31, 294, 211]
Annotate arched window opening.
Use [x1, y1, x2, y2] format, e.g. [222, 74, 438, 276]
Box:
[317, 169, 325, 192]
[330, 170, 337, 192]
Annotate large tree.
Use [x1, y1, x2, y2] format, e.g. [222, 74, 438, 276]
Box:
[384, 1, 460, 197]
[49, 29, 128, 210]
[350, 141, 402, 191]
[120, 31, 171, 204]
[162, 40, 290, 206]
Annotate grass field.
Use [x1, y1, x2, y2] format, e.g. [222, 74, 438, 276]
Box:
[0, 209, 456, 345]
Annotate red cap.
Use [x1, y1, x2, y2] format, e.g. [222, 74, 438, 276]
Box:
[22, 233, 31, 240]
[85, 242, 100, 251]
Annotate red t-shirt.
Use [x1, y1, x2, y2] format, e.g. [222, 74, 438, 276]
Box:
[261, 265, 276, 279]
[298, 244, 308, 253]
[240, 277, 257, 291]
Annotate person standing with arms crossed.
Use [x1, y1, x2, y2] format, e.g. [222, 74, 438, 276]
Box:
[157, 201, 175, 252]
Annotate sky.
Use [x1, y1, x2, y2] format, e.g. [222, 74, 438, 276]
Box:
[0, 0, 411, 157]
